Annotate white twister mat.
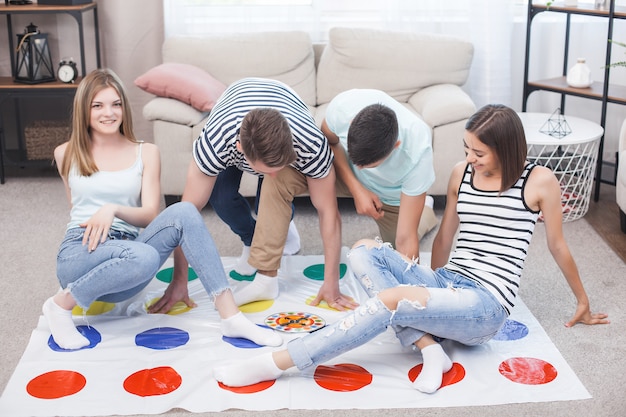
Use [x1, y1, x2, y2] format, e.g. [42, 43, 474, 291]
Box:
[0, 249, 591, 416]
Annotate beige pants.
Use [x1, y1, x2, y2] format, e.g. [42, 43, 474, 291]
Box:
[249, 167, 308, 271]
[248, 167, 438, 270]
[335, 176, 438, 246]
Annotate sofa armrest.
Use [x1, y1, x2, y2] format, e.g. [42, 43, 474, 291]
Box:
[143, 97, 209, 127]
[408, 84, 476, 128]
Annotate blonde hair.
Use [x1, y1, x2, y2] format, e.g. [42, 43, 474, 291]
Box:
[60, 68, 137, 177]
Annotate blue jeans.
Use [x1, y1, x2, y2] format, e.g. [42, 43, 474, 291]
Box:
[287, 243, 508, 371]
[56, 202, 230, 309]
[209, 166, 295, 247]
[209, 166, 259, 247]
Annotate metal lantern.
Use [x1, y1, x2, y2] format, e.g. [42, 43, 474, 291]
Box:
[14, 23, 56, 84]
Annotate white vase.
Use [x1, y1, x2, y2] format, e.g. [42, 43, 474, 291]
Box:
[567, 58, 592, 88]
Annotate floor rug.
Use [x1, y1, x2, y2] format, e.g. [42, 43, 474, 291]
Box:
[0, 250, 590, 416]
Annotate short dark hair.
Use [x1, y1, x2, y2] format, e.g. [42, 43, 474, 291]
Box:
[239, 108, 297, 167]
[465, 104, 527, 192]
[347, 103, 398, 166]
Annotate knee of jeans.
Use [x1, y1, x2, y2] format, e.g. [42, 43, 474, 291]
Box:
[381, 286, 429, 311]
[130, 245, 161, 276]
[171, 201, 203, 226]
[347, 239, 380, 267]
[174, 201, 198, 217]
[349, 238, 381, 252]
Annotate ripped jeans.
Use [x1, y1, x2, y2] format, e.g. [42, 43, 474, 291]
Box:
[286, 242, 507, 371]
[56, 202, 230, 309]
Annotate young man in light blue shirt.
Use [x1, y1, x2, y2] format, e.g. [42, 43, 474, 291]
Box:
[322, 89, 437, 261]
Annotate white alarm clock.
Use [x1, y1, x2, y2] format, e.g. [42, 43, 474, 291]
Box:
[57, 59, 78, 83]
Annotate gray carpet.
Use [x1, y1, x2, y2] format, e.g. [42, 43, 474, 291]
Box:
[1, 172, 625, 417]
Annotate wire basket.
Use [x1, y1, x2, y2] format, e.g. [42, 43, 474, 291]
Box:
[24, 120, 70, 160]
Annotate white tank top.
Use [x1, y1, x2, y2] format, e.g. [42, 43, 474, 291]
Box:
[66, 143, 143, 237]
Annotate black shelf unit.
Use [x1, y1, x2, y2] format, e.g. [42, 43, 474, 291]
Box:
[522, 0, 626, 201]
[0, 2, 100, 184]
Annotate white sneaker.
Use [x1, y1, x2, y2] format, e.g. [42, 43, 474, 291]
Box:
[283, 220, 301, 255]
[425, 195, 434, 209]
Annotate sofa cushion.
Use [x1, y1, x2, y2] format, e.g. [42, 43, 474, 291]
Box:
[143, 97, 209, 127]
[162, 32, 317, 106]
[135, 63, 227, 112]
[316, 27, 474, 105]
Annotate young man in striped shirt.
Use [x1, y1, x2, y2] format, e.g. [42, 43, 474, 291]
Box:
[159, 78, 358, 312]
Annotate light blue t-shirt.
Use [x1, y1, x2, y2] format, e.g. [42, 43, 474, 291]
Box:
[325, 89, 435, 206]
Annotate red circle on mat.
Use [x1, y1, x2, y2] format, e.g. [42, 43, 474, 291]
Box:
[314, 363, 372, 392]
[124, 366, 182, 397]
[27, 370, 86, 399]
[499, 357, 557, 385]
[217, 379, 275, 393]
[408, 362, 465, 389]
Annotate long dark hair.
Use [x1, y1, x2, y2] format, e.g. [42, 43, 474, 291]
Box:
[465, 104, 527, 192]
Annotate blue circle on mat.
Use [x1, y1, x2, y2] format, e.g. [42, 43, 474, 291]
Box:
[222, 336, 263, 349]
[48, 325, 101, 352]
[135, 327, 190, 350]
[222, 324, 273, 348]
[493, 319, 529, 341]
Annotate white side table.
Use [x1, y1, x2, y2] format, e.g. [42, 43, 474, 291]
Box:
[517, 112, 603, 222]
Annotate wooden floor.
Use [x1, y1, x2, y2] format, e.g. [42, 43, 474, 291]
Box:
[584, 183, 626, 264]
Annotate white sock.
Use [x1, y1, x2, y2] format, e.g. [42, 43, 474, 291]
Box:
[233, 272, 279, 306]
[42, 297, 90, 350]
[214, 352, 284, 387]
[413, 343, 452, 393]
[233, 245, 257, 276]
[220, 311, 283, 347]
[283, 220, 301, 255]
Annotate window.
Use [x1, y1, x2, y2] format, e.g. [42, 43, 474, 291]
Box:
[164, 0, 523, 40]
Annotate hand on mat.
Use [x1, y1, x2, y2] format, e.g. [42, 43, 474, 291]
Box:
[565, 303, 609, 327]
[80, 204, 116, 252]
[310, 281, 359, 311]
[148, 279, 196, 314]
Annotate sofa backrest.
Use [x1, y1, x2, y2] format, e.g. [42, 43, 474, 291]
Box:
[316, 27, 474, 105]
[162, 31, 317, 106]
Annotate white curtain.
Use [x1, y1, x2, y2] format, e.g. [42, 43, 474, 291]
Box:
[163, 0, 517, 108]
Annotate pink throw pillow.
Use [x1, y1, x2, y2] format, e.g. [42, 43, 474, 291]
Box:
[134, 63, 226, 112]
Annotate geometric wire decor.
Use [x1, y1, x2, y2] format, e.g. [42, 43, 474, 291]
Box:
[539, 108, 572, 138]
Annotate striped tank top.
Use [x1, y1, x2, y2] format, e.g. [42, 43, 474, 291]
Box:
[444, 163, 540, 314]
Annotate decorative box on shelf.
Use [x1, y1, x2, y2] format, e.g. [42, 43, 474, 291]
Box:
[24, 120, 70, 160]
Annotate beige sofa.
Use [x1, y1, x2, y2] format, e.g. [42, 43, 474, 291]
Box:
[142, 27, 476, 198]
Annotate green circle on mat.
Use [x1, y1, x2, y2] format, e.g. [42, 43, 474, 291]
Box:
[229, 270, 256, 282]
[303, 263, 347, 281]
[156, 267, 198, 283]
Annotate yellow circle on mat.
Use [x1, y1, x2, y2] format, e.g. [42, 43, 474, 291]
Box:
[72, 301, 115, 316]
[305, 296, 350, 311]
[146, 297, 194, 315]
[239, 299, 274, 313]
